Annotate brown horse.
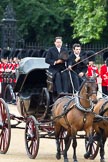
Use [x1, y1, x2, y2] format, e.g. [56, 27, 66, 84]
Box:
[52, 76, 98, 162]
[93, 97, 108, 162]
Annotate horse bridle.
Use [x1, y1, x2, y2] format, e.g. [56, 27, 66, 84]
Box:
[85, 80, 97, 97]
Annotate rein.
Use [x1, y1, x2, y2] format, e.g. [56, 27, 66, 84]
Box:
[62, 47, 108, 73]
[71, 47, 108, 68]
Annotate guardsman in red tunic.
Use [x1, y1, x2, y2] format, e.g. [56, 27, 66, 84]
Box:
[86, 50, 100, 96]
[0, 55, 9, 98]
[87, 61, 99, 78]
[11, 50, 20, 84]
[86, 50, 99, 79]
[0, 60, 4, 97]
[100, 57, 108, 96]
[0, 61, 4, 82]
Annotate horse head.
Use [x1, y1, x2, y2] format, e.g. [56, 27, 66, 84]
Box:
[84, 76, 98, 104]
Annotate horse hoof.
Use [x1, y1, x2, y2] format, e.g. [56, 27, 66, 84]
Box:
[84, 152, 90, 159]
[100, 159, 105, 162]
[74, 160, 78, 162]
[56, 153, 61, 160]
[64, 158, 69, 162]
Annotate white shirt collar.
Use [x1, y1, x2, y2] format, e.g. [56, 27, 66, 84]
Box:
[75, 54, 79, 58]
[57, 48, 61, 53]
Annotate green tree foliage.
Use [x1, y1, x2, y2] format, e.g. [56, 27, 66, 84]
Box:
[0, 0, 107, 45]
[14, 0, 66, 44]
[0, 0, 72, 45]
[59, 0, 107, 44]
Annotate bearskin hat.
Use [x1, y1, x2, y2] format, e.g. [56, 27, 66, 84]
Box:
[86, 50, 95, 61]
[1, 49, 10, 59]
[103, 51, 108, 61]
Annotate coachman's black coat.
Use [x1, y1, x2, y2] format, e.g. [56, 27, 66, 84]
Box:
[45, 46, 68, 77]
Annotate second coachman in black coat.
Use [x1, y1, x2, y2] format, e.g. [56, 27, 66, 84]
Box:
[45, 37, 69, 95]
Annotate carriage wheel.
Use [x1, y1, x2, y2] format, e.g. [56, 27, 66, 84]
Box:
[59, 129, 71, 155]
[3, 84, 16, 104]
[25, 115, 40, 159]
[85, 133, 99, 159]
[0, 98, 11, 154]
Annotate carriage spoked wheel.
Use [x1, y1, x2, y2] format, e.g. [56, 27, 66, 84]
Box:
[59, 129, 71, 156]
[3, 84, 12, 103]
[3, 84, 16, 104]
[0, 98, 11, 154]
[85, 131, 99, 159]
[25, 115, 40, 159]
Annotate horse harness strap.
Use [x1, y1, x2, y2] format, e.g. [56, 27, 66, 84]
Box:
[62, 95, 91, 126]
[62, 97, 76, 128]
[50, 97, 74, 128]
[63, 97, 75, 112]
[62, 96, 88, 130]
[51, 97, 75, 122]
[62, 100, 75, 120]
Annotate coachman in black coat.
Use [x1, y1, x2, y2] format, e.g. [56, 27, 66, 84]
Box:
[68, 43, 88, 92]
[68, 52, 87, 76]
[45, 44, 69, 95]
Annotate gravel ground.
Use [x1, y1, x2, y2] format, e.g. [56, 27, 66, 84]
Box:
[0, 104, 108, 162]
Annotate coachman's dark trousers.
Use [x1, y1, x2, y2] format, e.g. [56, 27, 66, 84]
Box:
[54, 71, 69, 94]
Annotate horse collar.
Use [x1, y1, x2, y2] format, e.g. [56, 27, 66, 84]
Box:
[75, 93, 93, 112]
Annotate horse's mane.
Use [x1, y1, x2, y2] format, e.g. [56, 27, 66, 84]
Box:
[78, 77, 96, 95]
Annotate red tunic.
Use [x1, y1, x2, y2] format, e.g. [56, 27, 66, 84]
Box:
[0, 62, 4, 82]
[100, 64, 108, 87]
[11, 62, 19, 83]
[87, 65, 99, 77]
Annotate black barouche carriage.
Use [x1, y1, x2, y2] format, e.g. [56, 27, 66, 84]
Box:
[0, 57, 61, 159]
[14, 57, 51, 119]
[0, 56, 107, 160]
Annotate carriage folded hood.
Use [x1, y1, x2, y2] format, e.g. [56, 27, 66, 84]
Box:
[18, 57, 49, 74]
[14, 57, 49, 92]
